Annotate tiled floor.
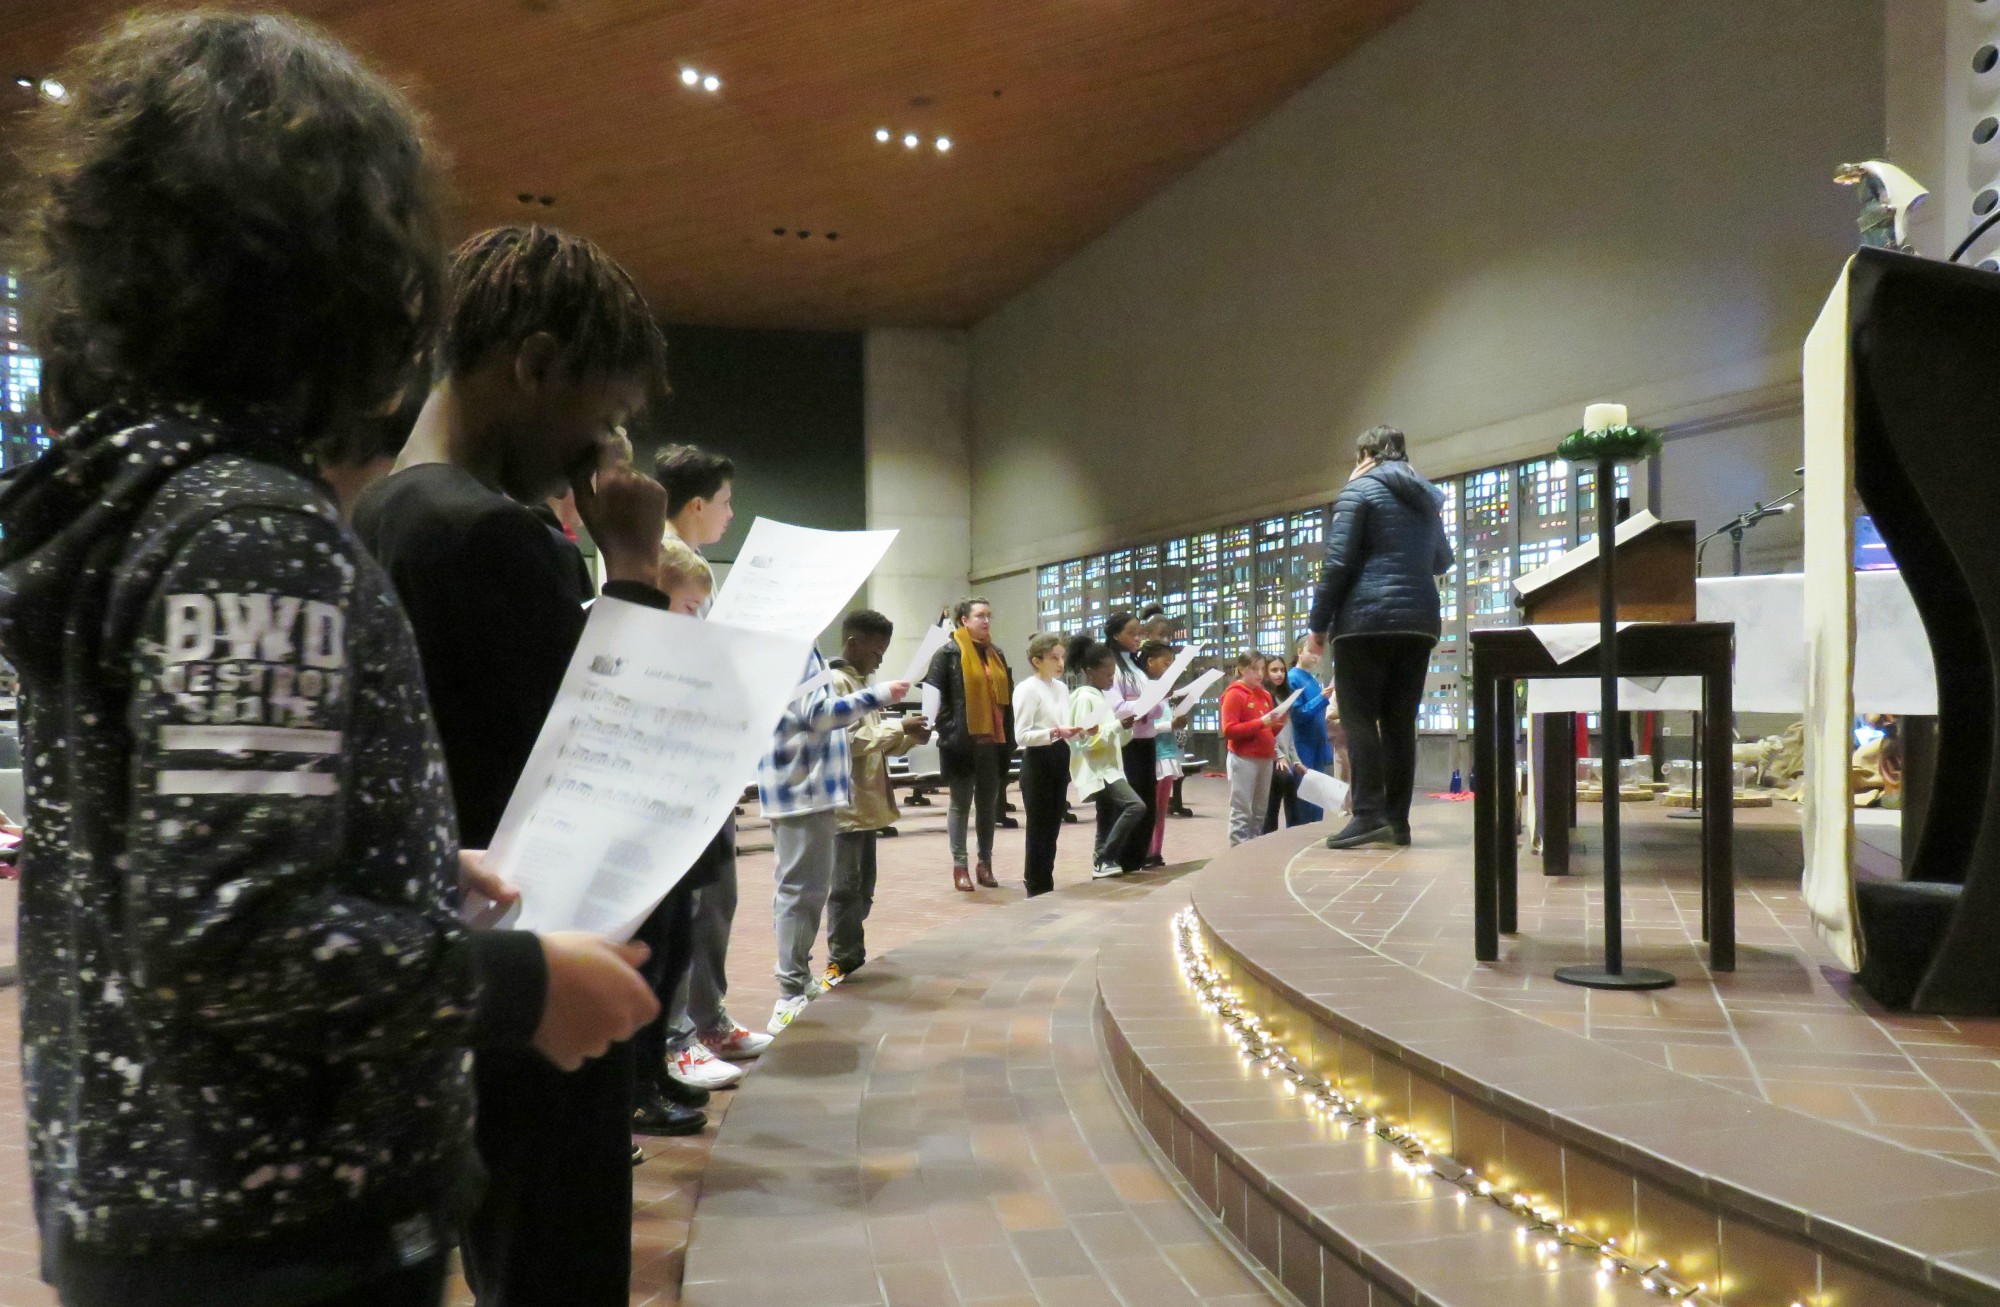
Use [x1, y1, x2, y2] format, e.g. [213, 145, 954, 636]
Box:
[0, 779, 1238, 1307]
[1286, 801, 2000, 1173]
[680, 862, 1279, 1307]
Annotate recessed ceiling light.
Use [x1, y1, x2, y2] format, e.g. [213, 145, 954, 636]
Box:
[39, 79, 66, 102]
[874, 128, 891, 143]
[702, 74, 721, 92]
[13, 76, 31, 90]
[935, 136, 952, 152]
[680, 67, 699, 86]
[902, 133, 919, 149]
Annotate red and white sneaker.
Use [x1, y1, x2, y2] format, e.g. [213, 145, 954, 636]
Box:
[667, 1040, 745, 1090]
[699, 1019, 775, 1062]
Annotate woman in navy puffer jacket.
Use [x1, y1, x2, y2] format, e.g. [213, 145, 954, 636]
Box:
[1306, 427, 1455, 850]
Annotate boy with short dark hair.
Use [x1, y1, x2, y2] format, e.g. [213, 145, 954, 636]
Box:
[824, 610, 929, 984]
[354, 223, 677, 1307]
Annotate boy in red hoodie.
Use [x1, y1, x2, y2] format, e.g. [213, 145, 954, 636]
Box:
[1220, 652, 1287, 846]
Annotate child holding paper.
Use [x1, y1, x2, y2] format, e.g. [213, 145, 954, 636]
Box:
[1066, 639, 1147, 879]
[825, 610, 931, 984]
[1138, 640, 1183, 868]
[1221, 652, 1286, 846]
[1014, 634, 1082, 896]
[759, 652, 910, 1034]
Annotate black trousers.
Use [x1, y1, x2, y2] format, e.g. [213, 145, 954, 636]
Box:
[1332, 633, 1435, 829]
[1264, 765, 1300, 833]
[462, 1043, 635, 1307]
[827, 828, 878, 970]
[1020, 743, 1069, 896]
[1117, 736, 1158, 870]
[630, 876, 700, 1093]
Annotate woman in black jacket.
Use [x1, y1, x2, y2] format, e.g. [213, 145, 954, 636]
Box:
[1307, 427, 1454, 850]
[923, 597, 1016, 891]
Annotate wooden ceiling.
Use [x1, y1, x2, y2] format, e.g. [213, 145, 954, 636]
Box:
[2, 0, 1416, 329]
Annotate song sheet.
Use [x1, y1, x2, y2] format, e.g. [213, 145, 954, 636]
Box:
[1296, 769, 1350, 813]
[1172, 668, 1224, 708]
[1271, 687, 1303, 717]
[920, 683, 943, 724]
[899, 619, 954, 688]
[1118, 646, 1200, 723]
[478, 598, 810, 941]
[707, 518, 898, 640]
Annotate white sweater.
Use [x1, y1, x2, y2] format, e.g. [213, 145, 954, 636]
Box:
[1013, 673, 1069, 748]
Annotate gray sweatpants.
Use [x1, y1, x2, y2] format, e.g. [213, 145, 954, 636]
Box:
[771, 809, 839, 999]
[1227, 753, 1274, 847]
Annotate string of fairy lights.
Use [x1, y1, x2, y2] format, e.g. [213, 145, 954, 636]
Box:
[1168, 906, 1728, 1305]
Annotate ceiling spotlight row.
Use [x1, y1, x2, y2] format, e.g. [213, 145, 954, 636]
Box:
[678, 66, 722, 93]
[12, 75, 66, 102]
[874, 128, 951, 152]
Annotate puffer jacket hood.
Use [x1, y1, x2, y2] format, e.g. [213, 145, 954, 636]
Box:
[1306, 459, 1456, 640]
[1369, 458, 1446, 517]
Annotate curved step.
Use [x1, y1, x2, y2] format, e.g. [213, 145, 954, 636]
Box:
[1097, 823, 2000, 1307]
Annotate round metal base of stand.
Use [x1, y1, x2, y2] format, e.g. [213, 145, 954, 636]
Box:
[1665, 808, 1703, 822]
[1554, 964, 1676, 991]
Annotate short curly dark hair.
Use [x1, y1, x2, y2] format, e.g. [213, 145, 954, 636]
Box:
[7, 10, 444, 444]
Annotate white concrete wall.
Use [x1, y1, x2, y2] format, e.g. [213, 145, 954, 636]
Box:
[966, 0, 1885, 580]
[864, 328, 973, 675]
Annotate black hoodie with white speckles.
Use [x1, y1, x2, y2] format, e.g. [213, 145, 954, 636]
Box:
[0, 406, 543, 1274]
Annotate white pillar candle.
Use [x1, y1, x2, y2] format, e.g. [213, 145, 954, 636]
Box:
[1583, 402, 1628, 432]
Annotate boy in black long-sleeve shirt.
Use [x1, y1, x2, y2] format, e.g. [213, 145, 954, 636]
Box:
[355, 224, 682, 1307]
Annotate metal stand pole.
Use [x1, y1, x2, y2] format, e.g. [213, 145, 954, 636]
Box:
[1557, 456, 1675, 991]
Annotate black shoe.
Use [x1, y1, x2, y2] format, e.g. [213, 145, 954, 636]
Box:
[1141, 855, 1167, 869]
[1325, 818, 1397, 850]
[1170, 806, 1196, 818]
[657, 1074, 710, 1108]
[1392, 827, 1411, 846]
[633, 1093, 707, 1136]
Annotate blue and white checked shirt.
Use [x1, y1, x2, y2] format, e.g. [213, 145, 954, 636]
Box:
[758, 648, 892, 819]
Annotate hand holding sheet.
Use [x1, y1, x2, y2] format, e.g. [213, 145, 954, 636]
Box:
[479, 599, 811, 941]
[1170, 668, 1224, 716]
[1121, 646, 1199, 723]
[898, 618, 953, 687]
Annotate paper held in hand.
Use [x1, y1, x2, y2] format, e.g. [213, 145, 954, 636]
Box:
[898, 618, 954, 690]
[707, 517, 898, 641]
[1295, 768, 1350, 813]
[1170, 668, 1224, 713]
[1270, 687, 1303, 717]
[1118, 646, 1199, 722]
[473, 599, 810, 941]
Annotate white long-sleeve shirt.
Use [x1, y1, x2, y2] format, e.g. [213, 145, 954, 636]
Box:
[1013, 673, 1069, 748]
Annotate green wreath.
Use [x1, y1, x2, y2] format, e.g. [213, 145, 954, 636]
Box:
[1556, 424, 1664, 463]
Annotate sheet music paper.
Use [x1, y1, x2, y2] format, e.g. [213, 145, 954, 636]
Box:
[1271, 687, 1303, 717]
[919, 683, 942, 724]
[1296, 769, 1349, 813]
[898, 619, 954, 688]
[1119, 646, 1199, 722]
[707, 518, 898, 640]
[1170, 668, 1224, 710]
[478, 599, 810, 941]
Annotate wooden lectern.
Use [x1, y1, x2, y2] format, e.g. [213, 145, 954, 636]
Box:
[1516, 514, 1700, 880]
[1515, 514, 1698, 625]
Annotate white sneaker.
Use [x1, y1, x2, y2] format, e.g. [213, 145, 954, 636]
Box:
[667, 1041, 744, 1090]
[1091, 862, 1124, 880]
[768, 995, 810, 1035]
[698, 1020, 775, 1062]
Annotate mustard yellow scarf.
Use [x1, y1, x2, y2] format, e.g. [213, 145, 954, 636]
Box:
[955, 626, 1011, 741]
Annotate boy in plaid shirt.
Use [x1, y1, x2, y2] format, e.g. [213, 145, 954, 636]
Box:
[757, 649, 910, 1034]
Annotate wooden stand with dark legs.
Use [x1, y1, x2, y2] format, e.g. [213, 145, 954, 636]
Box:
[1471, 629, 1735, 972]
